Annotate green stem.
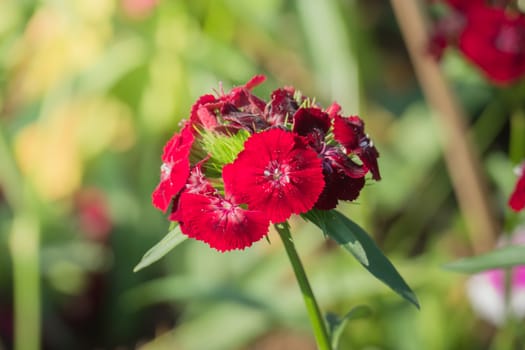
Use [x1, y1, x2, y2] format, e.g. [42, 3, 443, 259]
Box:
[509, 109, 525, 165]
[9, 213, 41, 350]
[275, 223, 332, 350]
[0, 125, 41, 350]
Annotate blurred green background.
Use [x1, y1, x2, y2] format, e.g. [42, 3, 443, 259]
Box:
[0, 0, 521, 349]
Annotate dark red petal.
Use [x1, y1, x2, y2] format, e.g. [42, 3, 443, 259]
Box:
[222, 111, 270, 133]
[152, 122, 195, 212]
[293, 107, 331, 137]
[177, 192, 269, 252]
[359, 146, 381, 181]
[445, 0, 484, 11]
[509, 170, 525, 212]
[333, 115, 380, 180]
[224, 76, 267, 115]
[315, 173, 365, 210]
[223, 128, 324, 223]
[266, 88, 298, 126]
[333, 115, 363, 150]
[323, 147, 368, 178]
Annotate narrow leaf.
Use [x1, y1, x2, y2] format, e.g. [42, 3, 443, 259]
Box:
[443, 245, 525, 274]
[303, 210, 368, 266]
[133, 225, 187, 272]
[326, 305, 372, 350]
[303, 209, 420, 309]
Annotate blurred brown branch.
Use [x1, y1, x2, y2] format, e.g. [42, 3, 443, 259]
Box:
[390, 0, 498, 253]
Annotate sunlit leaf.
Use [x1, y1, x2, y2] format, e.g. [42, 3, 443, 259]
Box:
[133, 224, 187, 272]
[303, 209, 420, 309]
[326, 305, 372, 350]
[443, 245, 525, 274]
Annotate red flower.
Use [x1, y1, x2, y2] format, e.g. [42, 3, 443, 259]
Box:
[177, 191, 269, 251]
[459, 7, 525, 85]
[152, 122, 195, 212]
[509, 164, 525, 212]
[223, 128, 324, 223]
[333, 115, 381, 180]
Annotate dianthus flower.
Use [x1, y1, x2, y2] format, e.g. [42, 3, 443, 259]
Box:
[152, 75, 381, 251]
[509, 163, 525, 212]
[428, 0, 525, 85]
[459, 6, 525, 84]
[177, 191, 269, 252]
[223, 128, 324, 223]
[467, 229, 525, 325]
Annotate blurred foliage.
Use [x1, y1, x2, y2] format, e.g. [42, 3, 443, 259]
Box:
[0, 0, 523, 349]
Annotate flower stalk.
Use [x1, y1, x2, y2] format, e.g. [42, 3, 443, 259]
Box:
[275, 222, 332, 350]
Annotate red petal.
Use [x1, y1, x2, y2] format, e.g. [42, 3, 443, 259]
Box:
[325, 102, 341, 119]
[178, 192, 269, 251]
[266, 88, 298, 126]
[509, 170, 525, 212]
[190, 94, 218, 125]
[152, 122, 195, 212]
[244, 75, 266, 90]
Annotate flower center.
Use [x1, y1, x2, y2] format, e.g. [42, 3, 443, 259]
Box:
[263, 161, 291, 186]
[211, 197, 245, 225]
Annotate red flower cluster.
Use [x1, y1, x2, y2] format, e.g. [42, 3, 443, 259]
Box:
[429, 0, 525, 85]
[152, 76, 380, 251]
[509, 163, 525, 212]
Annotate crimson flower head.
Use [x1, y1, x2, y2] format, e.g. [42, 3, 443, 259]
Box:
[459, 6, 525, 85]
[152, 76, 381, 251]
[509, 163, 525, 212]
[428, 0, 525, 85]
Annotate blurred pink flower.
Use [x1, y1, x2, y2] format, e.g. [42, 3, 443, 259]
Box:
[121, 0, 158, 19]
[467, 230, 525, 325]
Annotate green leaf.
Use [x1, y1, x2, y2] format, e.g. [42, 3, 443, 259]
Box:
[303, 209, 420, 309]
[326, 305, 371, 350]
[133, 225, 187, 272]
[443, 245, 525, 274]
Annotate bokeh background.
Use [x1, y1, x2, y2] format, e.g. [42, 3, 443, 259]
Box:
[0, 0, 522, 349]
